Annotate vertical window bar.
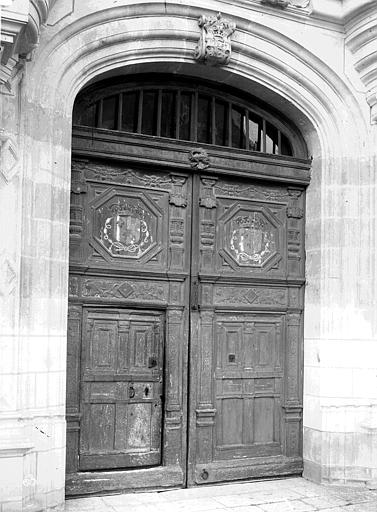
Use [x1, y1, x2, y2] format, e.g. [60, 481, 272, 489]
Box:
[278, 130, 281, 155]
[97, 99, 103, 128]
[190, 92, 196, 141]
[262, 118, 266, 152]
[157, 89, 162, 137]
[228, 102, 232, 147]
[211, 97, 216, 145]
[193, 90, 199, 142]
[244, 108, 249, 150]
[117, 93, 123, 131]
[137, 89, 143, 134]
[175, 90, 181, 140]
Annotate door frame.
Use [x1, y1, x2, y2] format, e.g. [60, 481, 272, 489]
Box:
[66, 126, 310, 496]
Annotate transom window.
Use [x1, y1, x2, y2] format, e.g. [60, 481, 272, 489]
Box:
[73, 76, 305, 157]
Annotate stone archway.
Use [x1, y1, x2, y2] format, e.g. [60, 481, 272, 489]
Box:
[4, 3, 375, 509]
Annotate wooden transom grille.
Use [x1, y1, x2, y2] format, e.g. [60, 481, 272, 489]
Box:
[73, 77, 302, 157]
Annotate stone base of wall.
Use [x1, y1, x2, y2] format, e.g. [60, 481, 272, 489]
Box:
[303, 424, 377, 486]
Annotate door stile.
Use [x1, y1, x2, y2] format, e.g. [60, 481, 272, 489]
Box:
[187, 173, 202, 485]
[187, 173, 218, 485]
[163, 176, 193, 473]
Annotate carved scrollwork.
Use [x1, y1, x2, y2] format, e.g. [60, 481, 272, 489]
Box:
[287, 188, 304, 219]
[194, 12, 236, 66]
[216, 182, 289, 201]
[214, 286, 287, 306]
[72, 160, 173, 189]
[69, 276, 79, 297]
[200, 220, 215, 247]
[170, 218, 184, 244]
[287, 207, 304, 219]
[168, 309, 184, 323]
[82, 278, 168, 302]
[189, 148, 210, 170]
[169, 175, 188, 208]
[200, 177, 217, 209]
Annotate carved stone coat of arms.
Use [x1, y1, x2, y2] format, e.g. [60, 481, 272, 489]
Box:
[194, 12, 236, 66]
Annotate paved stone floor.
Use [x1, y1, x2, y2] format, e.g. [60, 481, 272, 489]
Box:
[65, 477, 377, 512]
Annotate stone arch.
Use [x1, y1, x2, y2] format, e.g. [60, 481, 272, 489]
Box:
[14, 4, 375, 507]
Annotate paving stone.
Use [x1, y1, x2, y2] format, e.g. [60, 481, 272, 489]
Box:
[259, 500, 315, 512]
[152, 498, 226, 511]
[111, 505, 161, 512]
[213, 495, 261, 507]
[102, 494, 146, 507]
[64, 477, 377, 512]
[302, 496, 353, 508]
[315, 509, 347, 512]
[225, 507, 264, 512]
[65, 497, 110, 511]
[340, 504, 377, 512]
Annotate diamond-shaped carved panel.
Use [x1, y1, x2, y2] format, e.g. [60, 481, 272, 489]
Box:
[92, 190, 162, 261]
[222, 206, 280, 269]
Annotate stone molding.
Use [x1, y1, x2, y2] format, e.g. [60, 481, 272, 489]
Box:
[261, 0, 311, 12]
[0, 0, 56, 87]
[345, 7, 377, 124]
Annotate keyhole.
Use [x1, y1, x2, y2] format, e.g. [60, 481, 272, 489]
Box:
[144, 386, 149, 397]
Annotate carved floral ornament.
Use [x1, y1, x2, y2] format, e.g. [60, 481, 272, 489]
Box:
[194, 12, 236, 66]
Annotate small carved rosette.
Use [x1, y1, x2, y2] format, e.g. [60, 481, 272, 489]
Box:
[194, 12, 236, 66]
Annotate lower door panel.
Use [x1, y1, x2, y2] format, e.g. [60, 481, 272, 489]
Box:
[66, 304, 188, 495]
[79, 308, 164, 471]
[188, 307, 303, 485]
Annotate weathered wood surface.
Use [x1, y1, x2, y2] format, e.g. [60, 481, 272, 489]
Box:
[67, 144, 306, 494]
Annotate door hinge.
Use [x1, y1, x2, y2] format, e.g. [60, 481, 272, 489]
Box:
[191, 278, 200, 310]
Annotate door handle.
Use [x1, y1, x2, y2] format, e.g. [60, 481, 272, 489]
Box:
[129, 386, 135, 399]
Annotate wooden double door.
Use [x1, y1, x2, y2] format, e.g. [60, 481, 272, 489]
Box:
[66, 156, 305, 495]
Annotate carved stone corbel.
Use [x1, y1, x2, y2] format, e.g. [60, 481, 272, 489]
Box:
[194, 12, 236, 67]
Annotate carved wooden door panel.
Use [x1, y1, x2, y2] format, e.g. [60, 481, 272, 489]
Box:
[66, 157, 305, 495]
[188, 175, 305, 485]
[66, 159, 191, 495]
[79, 309, 164, 470]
